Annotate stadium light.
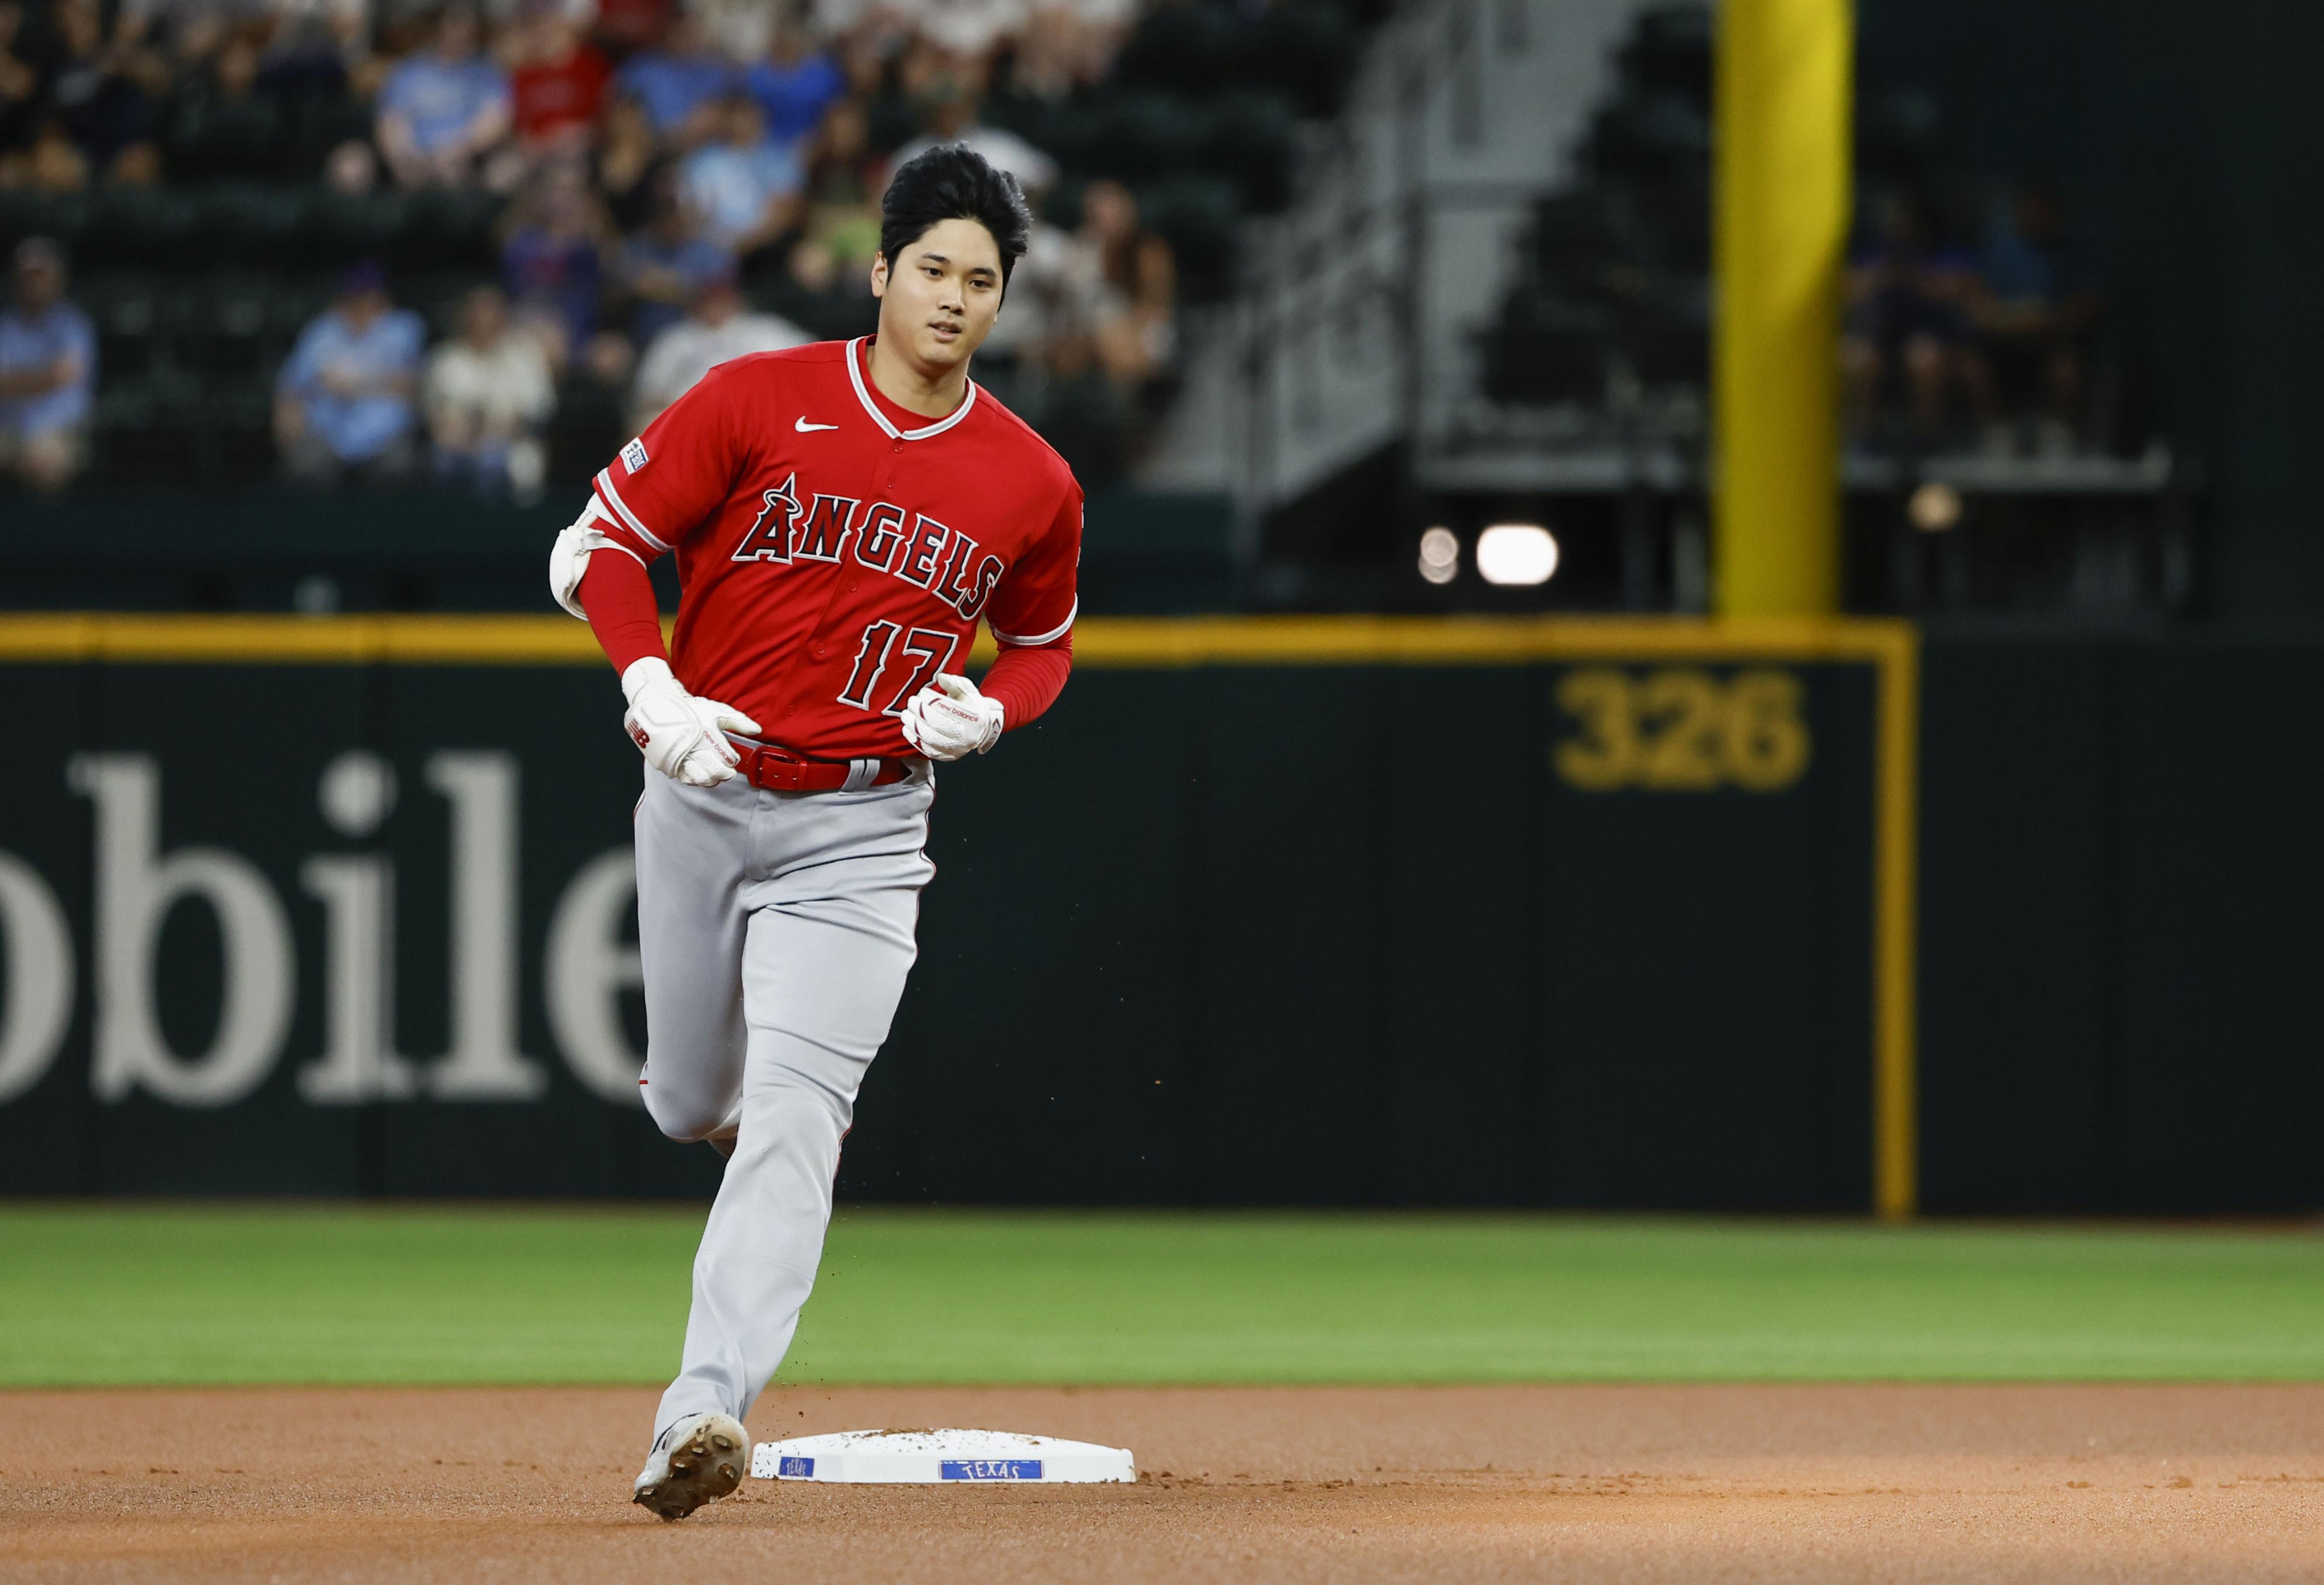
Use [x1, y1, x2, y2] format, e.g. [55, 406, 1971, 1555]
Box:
[1475, 524, 1559, 586]
[1417, 526, 1460, 585]
[1908, 481, 1963, 532]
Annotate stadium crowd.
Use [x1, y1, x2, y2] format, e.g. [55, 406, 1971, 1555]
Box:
[1484, 8, 2106, 459]
[1841, 182, 2100, 455]
[0, 0, 1195, 494]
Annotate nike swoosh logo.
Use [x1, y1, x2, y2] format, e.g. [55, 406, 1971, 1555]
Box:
[795, 418, 839, 432]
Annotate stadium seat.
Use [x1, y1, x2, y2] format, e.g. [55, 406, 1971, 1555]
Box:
[1113, 3, 1249, 98]
[751, 279, 877, 344]
[76, 275, 164, 381]
[1004, 94, 1101, 176]
[271, 187, 346, 268]
[1856, 89, 1946, 186]
[76, 189, 201, 272]
[91, 370, 208, 485]
[1085, 93, 1208, 185]
[306, 190, 407, 269]
[1583, 93, 1710, 193]
[391, 189, 505, 274]
[980, 91, 1070, 168]
[1530, 192, 1649, 300]
[189, 375, 277, 483]
[0, 190, 89, 257]
[1136, 175, 1243, 302]
[406, 271, 479, 340]
[248, 186, 321, 269]
[1246, 4, 1359, 119]
[165, 93, 285, 183]
[187, 183, 290, 268]
[1613, 276, 1708, 385]
[1197, 91, 1299, 212]
[1618, 5, 1712, 108]
[1481, 295, 1613, 405]
[546, 377, 627, 493]
[267, 279, 339, 346]
[863, 92, 922, 158]
[170, 275, 273, 377]
[282, 94, 380, 180]
[1626, 177, 1710, 275]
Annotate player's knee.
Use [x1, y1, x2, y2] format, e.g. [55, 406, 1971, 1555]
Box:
[640, 1078, 729, 1143]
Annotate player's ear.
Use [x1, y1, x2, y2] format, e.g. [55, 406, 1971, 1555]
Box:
[869, 251, 887, 299]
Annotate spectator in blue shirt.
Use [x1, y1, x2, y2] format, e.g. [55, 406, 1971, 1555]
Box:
[742, 22, 846, 144]
[613, 14, 732, 148]
[377, 8, 512, 187]
[501, 160, 611, 357]
[618, 172, 734, 346]
[680, 93, 804, 258]
[1842, 192, 1990, 437]
[274, 262, 426, 484]
[0, 238, 96, 493]
[1973, 184, 2102, 446]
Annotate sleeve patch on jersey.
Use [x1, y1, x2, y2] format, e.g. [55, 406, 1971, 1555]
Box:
[621, 438, 650, 474]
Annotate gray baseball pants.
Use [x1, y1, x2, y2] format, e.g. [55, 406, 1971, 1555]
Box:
[633, 761, 936, 1437]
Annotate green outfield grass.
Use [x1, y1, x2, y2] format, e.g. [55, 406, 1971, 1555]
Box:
[2, 1205, 2322, 1387]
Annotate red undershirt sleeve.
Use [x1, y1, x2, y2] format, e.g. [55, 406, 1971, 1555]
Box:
[981, 629, 1073, 730]
[579, 547, 668, 677]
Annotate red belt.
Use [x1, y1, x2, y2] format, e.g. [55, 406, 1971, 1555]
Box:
[735, 741, 918, 794]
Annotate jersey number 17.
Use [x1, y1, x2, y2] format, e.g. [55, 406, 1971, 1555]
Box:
[839, 621, 960, 716]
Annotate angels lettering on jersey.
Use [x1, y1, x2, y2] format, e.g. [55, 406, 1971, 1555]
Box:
[730, 471, 1007, 624]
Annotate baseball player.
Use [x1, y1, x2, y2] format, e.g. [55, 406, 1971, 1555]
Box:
[547, 145, 1081, 1520]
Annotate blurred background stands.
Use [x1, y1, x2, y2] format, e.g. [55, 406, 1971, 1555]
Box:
[0, 0, 2207, 620]
[1142, 0, 2186, 619]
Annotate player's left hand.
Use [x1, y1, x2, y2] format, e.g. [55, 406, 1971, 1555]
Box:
[900, 673, 1004, 760]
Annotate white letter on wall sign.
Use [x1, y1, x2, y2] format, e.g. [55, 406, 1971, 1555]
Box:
[67, 754, 292, 1106]
[298, 751, 419, 1104]
[423, 751, 545, 1100]
[545, 848, 645, 1106]
[0, 852, 75, 1105]
[298, 855, 420, 1103]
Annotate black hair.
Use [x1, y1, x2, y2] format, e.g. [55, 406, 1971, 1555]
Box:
[879, 144, 1032, 295]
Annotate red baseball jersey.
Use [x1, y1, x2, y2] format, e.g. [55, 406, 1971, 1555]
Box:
[587, 336, 1082, 760]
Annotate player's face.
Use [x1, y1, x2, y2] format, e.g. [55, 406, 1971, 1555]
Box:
[871, 218, 1005, 372]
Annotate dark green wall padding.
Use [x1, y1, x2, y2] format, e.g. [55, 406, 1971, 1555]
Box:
[6, 630, 2322, 1212]
[0, 653, 1876, 1209]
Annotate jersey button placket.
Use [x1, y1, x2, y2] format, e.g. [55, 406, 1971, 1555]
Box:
[800, 432, 891, 679]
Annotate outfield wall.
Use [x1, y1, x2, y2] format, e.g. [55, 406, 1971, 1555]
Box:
[0, 616, 2313, 1213]
[1916, 629, 2324, 1214]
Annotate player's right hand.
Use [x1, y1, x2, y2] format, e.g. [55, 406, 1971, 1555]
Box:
[620, 658, 761, 787]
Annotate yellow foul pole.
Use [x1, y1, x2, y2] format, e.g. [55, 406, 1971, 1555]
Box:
[1713, 0, 1851, 616]
[1714, 2, 1912, 1221]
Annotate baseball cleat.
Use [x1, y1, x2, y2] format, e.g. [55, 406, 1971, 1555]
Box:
[633, 1412, 750, 1521]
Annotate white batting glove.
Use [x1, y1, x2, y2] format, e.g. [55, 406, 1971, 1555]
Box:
[621, 658, 761, 787]
[899, 673, 1004, 760]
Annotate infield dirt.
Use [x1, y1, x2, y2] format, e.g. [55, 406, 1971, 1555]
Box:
[4, 1384, 2322, 1583]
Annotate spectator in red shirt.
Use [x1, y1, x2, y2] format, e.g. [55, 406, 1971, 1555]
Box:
[593, 0, 675, 56]
[510, 9, 610, 162]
